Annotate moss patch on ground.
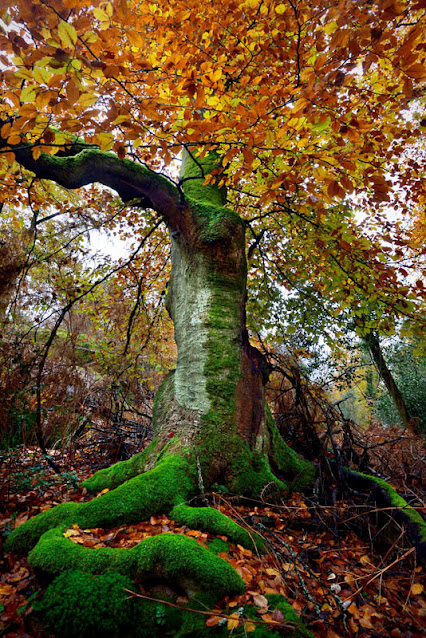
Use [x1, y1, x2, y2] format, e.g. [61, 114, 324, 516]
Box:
[33, 570, 137, 638]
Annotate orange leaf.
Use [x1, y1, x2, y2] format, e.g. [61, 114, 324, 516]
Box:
[205, 616, 221, 627]
[410, 583, 424, 595]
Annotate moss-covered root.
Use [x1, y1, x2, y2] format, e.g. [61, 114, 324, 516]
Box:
[175, 592, 315, 638]
[82, 439, 157, 493]
[340, 467, 426, 562]
[34, 571, 137, 638]
[265, 406, 317, 490]
[29, 526, 245, 599]
[170, 503, 266, 552]
[35, 573, 313, 638]
[5, 455, 195, 554]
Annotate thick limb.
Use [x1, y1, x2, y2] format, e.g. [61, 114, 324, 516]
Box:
[28, 527, 245, 599]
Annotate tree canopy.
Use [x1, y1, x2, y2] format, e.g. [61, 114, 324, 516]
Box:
[0, 0, 425, 336]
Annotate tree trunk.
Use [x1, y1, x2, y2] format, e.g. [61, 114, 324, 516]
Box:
[151, 150, 298, 492]
[364, 331, 416, 434]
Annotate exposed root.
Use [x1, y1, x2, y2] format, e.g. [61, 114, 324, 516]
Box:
[4, 444, 317, 637]
[5, 455, 195, 553]
[29, 526, 245, 598]
[338, 466, 426, 563]
[170, 503, 265, 552]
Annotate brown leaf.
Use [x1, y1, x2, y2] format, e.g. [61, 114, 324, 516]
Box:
[252, 594, 268, 608]
[271, 608, 285, 623]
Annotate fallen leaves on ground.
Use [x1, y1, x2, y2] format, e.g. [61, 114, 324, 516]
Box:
[1, 446, 425, 637]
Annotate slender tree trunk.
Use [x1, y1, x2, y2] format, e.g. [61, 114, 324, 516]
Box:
[364, 331, 415, 434]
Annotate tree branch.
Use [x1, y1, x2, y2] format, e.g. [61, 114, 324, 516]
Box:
[2, 140, 183, 228]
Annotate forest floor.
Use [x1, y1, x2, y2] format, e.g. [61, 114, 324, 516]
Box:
[0, 426, 425, 638]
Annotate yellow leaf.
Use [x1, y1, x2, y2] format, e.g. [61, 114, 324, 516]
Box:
[78, 93, 98, 107]
[245, 621, 256, 632]
[325, 21, 338, 36]
[227, 613, 240, 630]
[83, 31, 98, 44]
[58, 20, 77, 47]
[212, 68, 222, 82]
[93, 8, 109, 22]
[276, 4, 286, 14]
[411, 583, 424, 595]
[33, 66, 51, 84]
[20, 85, 36, 103]
[63, 529, 79, 537]
[265, 568, 280, 577]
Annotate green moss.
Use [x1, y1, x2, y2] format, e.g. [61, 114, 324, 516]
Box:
[189, 199, 244, 244]
[241, 594, 315, 638]
[33, 570, 136, 638]
[174, 593, 314, 638]
[29, 527, 245, 599]
[228, 446, 288, 498]
[265, 405, 316, 490]
[82, 439, 158, 493]
[354, 470, 426, 543]
[180, 149, 227, 206]
[5, 455, 196, 554]
[170, 503, 265, 552]
[207, 538, 230, 555]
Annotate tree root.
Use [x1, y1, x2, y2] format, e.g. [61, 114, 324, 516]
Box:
[28, 526, 245, 599]
[337, 466, 426, 563]
[4, 447, 316, 637]
[170, 503, 265, 551]
[5, 455, 195, 554]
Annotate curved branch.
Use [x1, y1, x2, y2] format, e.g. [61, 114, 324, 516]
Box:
[3, 142, 182, 228]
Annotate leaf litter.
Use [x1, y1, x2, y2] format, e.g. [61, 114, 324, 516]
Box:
[1, 446, 425, 637]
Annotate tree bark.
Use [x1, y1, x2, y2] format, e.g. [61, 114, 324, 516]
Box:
[150, 150, 284, 489]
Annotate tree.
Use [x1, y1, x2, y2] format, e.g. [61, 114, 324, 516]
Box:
[2, 0, 426, 634]
[371, 333, 426, 433]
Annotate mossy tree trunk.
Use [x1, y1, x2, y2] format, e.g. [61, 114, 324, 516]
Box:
[6, 140, 313, 496]
[153, 150, 286, 491]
